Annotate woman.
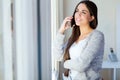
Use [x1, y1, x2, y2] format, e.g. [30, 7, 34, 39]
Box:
[53, 0, 104, 80]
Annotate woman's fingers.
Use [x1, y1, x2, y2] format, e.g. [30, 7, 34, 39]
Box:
[63, 17, 73, 27]
[59, 16, 73, 34]
[64, 16, 73, 22]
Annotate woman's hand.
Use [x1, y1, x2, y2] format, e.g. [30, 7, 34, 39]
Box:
[59, 16, 73, 34]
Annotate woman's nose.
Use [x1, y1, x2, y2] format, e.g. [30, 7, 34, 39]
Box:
[78, 12, 82, 16]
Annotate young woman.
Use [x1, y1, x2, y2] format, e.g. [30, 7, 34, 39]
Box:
[53, 0, 104, 80]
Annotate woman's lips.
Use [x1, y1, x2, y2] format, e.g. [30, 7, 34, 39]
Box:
[75, 18, 81, 23]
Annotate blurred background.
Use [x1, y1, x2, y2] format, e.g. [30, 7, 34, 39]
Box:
[0, 0, 39, 80]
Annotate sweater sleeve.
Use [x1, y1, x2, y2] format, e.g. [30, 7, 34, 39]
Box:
[52, 32, 66, 61]
[64, 31, 104, 72]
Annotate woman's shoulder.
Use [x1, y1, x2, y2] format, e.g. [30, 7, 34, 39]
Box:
[88, 30, 104, 42]
[92, 30, 104, 38]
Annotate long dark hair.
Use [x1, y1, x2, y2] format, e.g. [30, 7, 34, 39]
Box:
[63, 0, 98, 76]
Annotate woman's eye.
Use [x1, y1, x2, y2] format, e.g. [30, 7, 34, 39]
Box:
[82, 11, 86, 14]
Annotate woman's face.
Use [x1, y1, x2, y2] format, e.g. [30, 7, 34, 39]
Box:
[74, 3, 94, 26]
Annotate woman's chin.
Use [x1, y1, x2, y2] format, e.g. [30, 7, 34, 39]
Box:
[76, 23, 80, 26]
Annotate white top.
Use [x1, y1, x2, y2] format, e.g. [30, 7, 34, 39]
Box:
[69, 38, 88, 79]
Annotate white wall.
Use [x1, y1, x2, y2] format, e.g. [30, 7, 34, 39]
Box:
[116, 5, 120, 80]
[61, 0, 120, 80]
[0, 1, 3, 78]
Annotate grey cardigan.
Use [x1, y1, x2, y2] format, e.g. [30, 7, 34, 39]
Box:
[52, 30, 104, 80]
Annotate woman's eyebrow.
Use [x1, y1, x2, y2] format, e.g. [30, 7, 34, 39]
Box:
[76, 8, 89, 12]
[82, 10, 89, 12]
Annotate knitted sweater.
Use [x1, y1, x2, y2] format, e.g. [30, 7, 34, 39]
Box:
[52, 30, 104, 80]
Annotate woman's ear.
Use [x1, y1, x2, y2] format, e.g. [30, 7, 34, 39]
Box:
[89, 16, 95, 22]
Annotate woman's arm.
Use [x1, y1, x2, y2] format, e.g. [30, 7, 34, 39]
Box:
[52, 32, 65, 61]
[64, 31, 104, 72]
[52, 16, 73, 61]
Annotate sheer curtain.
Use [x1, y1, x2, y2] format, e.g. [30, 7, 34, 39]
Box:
[0, 0, 13, 80]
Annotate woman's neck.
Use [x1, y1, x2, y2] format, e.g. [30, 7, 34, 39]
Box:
[79, 26, 93, 36]
[75, 26, 94, 43]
